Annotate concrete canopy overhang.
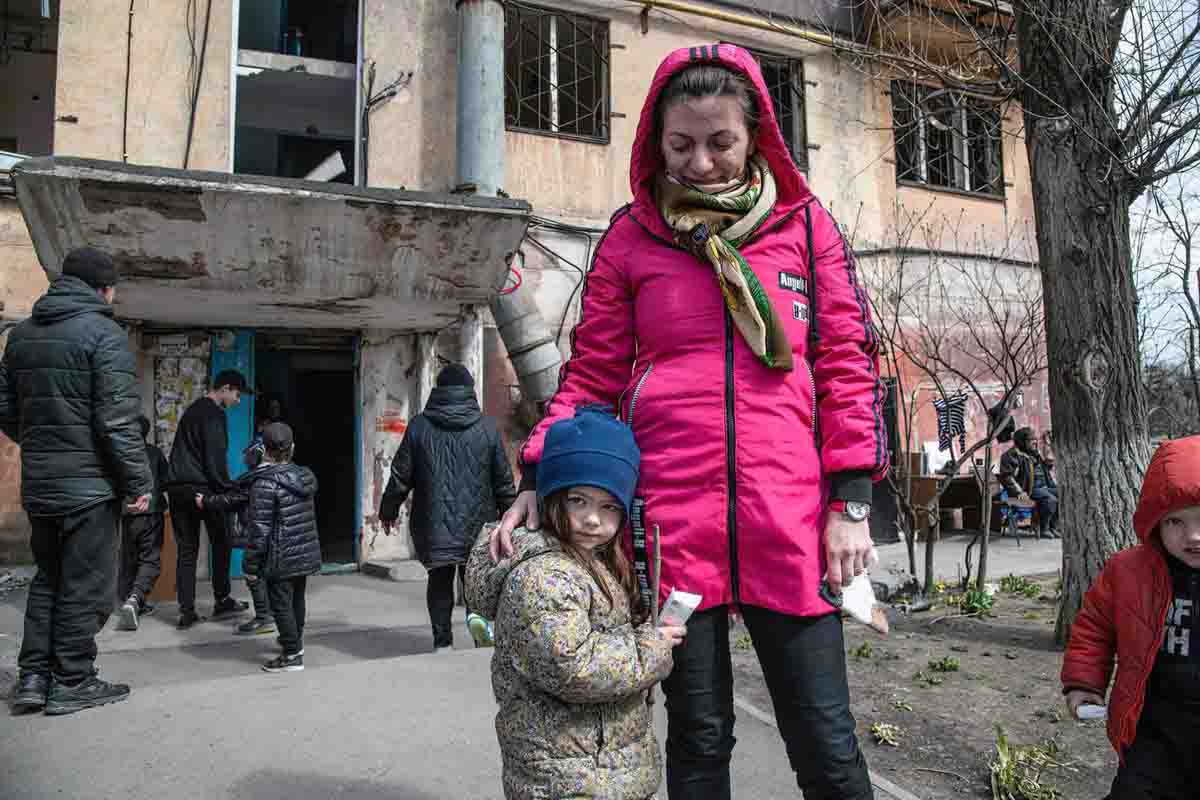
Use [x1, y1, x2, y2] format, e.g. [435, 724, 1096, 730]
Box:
[12, 157, 532, 331]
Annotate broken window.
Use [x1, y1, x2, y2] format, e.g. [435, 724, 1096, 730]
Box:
[238, 0, 358, 63]
[234, 1, 358, 182]
[0, 0, 58, 157]
[504, 3, 610, 143]
[891, 82, 1004, 197]
[748, 49, 808, 172]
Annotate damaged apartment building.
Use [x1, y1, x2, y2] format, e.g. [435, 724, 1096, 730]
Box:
[0, 0, 1046, 567]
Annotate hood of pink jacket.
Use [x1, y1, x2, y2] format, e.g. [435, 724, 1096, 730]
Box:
[628, 44, 813, 226]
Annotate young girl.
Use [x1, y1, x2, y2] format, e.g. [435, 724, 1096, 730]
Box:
[466, 406, 686, 800]
[1062, 435, 1200, 799]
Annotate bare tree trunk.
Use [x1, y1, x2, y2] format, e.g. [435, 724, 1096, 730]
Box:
[1016, 1, 1153, 645]
[976, 446, 994, 591]
[923, 508, 937, 594]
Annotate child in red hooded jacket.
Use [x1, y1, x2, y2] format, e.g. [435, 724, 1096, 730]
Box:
[1062, 436, 1200, 799]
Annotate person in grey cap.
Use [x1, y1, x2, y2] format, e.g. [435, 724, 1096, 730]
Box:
[167, 369, 253, 628]
[1, 246, 153, 715]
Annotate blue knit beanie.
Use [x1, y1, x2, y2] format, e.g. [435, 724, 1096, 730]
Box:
[537, 405, 641, 519]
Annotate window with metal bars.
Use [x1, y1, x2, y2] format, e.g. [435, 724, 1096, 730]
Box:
[891, 81, 1004, 198]
[503, 3, 610, 143]
[748, 49, 808, 172]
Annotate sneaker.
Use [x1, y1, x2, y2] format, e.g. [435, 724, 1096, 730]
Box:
[262, 653, 304, 673]
[434, 646, 453, 655]
[117, 597, 139, 631]
[236, 618, 277, 636]
[177, 610, 203, 629]
[10, 672, 49, 713]
[467, 613, 495, 648]
[44, 676, 130, 716]
[211, 597, 250, 620]
[140, 602, 156, 617]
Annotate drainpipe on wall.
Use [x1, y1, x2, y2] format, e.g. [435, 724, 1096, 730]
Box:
[456, 0, 563, 407]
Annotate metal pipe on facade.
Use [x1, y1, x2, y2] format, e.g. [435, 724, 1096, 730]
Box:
[456, 0, 563, 406]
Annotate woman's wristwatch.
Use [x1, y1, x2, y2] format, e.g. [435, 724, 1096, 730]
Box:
[829, 500, 871, 522]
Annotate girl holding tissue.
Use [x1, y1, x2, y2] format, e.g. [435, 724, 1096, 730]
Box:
[1061, 436, 1200, 800]
[492, 44, 885, 800]
[466, 407, 687, 800]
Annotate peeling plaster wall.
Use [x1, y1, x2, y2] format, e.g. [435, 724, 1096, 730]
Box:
[0, 200, 48, 562]
[359, 330, 420, 563]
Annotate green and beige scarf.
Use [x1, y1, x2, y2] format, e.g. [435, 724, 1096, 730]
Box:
[657, 154, 794, 371]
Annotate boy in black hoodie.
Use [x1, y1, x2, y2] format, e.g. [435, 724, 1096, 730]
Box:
[116, 416, 171, 631]
[207, 423, 320, 672]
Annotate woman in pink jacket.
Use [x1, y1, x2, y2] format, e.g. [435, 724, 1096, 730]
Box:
[494, 44, 887, 799]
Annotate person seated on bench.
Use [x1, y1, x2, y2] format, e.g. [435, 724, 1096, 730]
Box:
[999, 427, 1058, 540]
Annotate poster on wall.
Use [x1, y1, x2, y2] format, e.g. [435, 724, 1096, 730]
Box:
[152, 334, 211, 455]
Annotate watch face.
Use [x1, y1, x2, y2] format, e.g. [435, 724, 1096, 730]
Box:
[846, 502, 871, 521]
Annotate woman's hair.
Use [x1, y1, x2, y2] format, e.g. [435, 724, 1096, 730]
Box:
[542, 489, 648, 625]
[654, 63, 761, 142]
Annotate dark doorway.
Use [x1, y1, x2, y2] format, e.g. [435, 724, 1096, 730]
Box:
[255, 344, 357, 566]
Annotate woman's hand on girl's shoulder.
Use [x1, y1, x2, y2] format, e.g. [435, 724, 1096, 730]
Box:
[492, 490, 540, 561]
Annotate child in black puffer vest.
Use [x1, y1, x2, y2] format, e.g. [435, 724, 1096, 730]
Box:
[209, 422, 320, 672]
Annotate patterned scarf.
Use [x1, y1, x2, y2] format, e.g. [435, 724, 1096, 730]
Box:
[656, 154, 793, 371]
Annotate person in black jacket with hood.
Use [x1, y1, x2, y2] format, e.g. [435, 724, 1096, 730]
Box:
[379, 364, 517, 652]
[168, 369, 253, 629]
[0, 247, 152, 715]
[208, 422, 320, 673]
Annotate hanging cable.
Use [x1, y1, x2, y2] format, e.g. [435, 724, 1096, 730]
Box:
[122, 1, 134, 162]
[183, 0, 212, 168]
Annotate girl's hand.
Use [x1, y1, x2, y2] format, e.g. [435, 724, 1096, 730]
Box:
[492, 491, 539, 561]
[1065, 690, 1104, 719]
[824, 516, 876, 594]
[657, 625, 687, 648]
[194, 493, 205, 509]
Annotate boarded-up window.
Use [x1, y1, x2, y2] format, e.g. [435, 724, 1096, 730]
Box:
[504, 3, 610, 143]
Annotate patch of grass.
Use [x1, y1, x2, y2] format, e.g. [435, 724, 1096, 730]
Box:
[989, 726, 1062, 800]
[961, 588, 995, 615]
[733, 632, 753, 651]
[1000, 574, 1042, 599]
[1023, 611, 1042, 620]
[914, 669, 945, 687]
[871, 721, 902, 747]
[893, 698, 914, 712]
[928, 655, 961, 673]
[851, 641, 874, 659]
[1034, 708, 1063, 724]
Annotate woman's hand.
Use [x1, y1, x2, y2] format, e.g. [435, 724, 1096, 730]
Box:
[491, 490, 539, 561]
[824, 516, 876, 594]
[657, 624, 687, 648]
[1065, 689, 1105, 719]
[194, 493, 205, 509]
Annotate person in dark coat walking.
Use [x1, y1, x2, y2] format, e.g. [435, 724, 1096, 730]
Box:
[0, 247, 152, 715]
[115, 415, 171, 631]
[209, 422, 320, 673]
[167, 369, 253, 629]
[379, 364, 517, 651]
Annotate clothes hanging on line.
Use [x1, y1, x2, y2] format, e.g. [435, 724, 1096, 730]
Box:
[933, 392, 968, 453]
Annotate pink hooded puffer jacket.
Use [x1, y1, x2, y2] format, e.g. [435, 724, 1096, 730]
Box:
[520, 44, 889, 618]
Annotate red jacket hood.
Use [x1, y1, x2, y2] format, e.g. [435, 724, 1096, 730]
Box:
[629, 44, 813, 211]
[1133, 435, 1200, 544]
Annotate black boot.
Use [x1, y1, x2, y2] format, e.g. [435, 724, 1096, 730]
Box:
[11, 672, 50, 713]
[44, 675, 131, 716]
[211, 597, 250, 620]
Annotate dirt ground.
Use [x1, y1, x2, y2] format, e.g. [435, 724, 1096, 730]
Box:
[731, 573, 1118, 799]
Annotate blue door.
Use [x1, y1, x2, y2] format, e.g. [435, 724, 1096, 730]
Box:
[210, 330, 255, 578]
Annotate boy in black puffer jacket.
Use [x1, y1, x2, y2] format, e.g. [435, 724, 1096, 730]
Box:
[209, 422, 320, 672]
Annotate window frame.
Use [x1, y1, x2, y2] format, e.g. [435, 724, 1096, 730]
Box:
[744, 46, 810, 173]
[891, 81, 1005, 200]
[503, 2, 612, 145]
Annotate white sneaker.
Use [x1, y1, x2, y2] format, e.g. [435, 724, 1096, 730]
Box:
[117, 598, 139, 631]
[434, 646, 453, 655]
